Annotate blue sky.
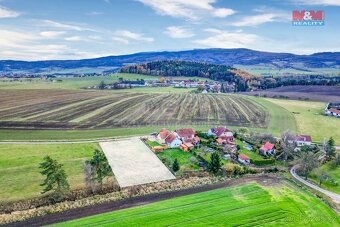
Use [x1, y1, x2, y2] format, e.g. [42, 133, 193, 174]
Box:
[0, 0, 339, 60]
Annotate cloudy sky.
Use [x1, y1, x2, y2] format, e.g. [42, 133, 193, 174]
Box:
[0, 0, 339, 60]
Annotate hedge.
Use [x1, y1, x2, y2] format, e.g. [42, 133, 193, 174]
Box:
[251, 158, 275, 166]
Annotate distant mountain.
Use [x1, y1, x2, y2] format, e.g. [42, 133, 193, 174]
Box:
[0, 48, 339, 74]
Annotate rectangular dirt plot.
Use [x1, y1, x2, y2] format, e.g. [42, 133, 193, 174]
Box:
[100, 138, 175, 187]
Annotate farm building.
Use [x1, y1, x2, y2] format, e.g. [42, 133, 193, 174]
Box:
[238, 154, 250, 165]
[208, 127, 233, 137]
[325, 103, 340, 118]
[157, 128, 172, 144]
[156, 129, 182, 148]
[260, 142, 276, 156]
[295, 135, 312, 147]
[180, 143, 194, 152]
[174, 128, 196, 139]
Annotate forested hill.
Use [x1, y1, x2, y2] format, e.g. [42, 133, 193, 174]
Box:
[120, 60, 256, 81]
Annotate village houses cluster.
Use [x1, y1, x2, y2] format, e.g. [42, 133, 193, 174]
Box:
[152, 126, 314, 166]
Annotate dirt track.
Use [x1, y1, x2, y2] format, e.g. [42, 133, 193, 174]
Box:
[3, 175, 281, 227]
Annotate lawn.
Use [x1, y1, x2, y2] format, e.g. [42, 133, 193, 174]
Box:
[0, 143, 100, 202]
[246, 96, 297, 135]
[56, 182, 340, 226]
[157, 148, 199, 172]
[309, 161, 340, 194]
[236, 140, 264, 161]
[266, 99, 340, 145]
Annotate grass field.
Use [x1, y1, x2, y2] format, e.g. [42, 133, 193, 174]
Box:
[0, 143, 100, 202]
[266, 99, 340, 145]
[0, 91, 268, 130]
[309, 161, 340, 194]
[0, 73, 211, 90]
[246, 96, 297, 135]
[157, 148, 199, 172]
[56, 182, 340, 226]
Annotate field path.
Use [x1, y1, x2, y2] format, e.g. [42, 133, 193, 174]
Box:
[290, 165, 340, 203]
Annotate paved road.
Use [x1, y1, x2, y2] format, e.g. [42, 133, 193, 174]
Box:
[290, 165, 340, 203]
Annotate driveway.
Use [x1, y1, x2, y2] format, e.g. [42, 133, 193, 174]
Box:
[290, 165, 340, 204]
[100, 138, 175, 187]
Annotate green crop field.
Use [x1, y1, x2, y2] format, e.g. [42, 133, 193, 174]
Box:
[266, 99, 340, 145]
[0, 143, 101, 202]
[56, 182, 340, 226]
[0, 90, 269, 130]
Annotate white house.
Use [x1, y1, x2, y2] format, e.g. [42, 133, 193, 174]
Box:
[165, 133, 182, 148]
[238, 154, 250, 165]
[295, 135, 312, 147]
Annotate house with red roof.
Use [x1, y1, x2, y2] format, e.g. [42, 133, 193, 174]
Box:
[165, 133, 182, 148]
[260, 142, 276, 156]
[238, 154, 250, 165]
[326, 108, 340, 118]
[157, 128, 182, 148]
[174, 128, 196, 139]
[295, 135, 312, 147]
[209, 127, 234, 145]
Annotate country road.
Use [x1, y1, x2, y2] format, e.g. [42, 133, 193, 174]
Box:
[290, 165, 340, 204]
[0, 136, 145, 144]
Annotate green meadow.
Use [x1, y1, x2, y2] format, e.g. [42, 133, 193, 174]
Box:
[55, 182, 340, 226]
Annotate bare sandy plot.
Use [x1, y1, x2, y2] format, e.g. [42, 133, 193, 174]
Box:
[100, 138, 175, 187]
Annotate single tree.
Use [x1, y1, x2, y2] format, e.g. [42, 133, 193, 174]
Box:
[330, 155, 340, 169]
[325, 137, 336, 159]
[316, 171, 329, 186]
[172, 158, 180, 172]
[278, 131, 296, 163]
[209, 152, 221, 175]
[86, 150, 112, 192]
[98, 80, 106, 90]
[39, 156, 69, 201]
[298, 152, 318, 179]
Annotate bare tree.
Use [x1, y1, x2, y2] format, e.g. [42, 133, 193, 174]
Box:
[84, 163, 97, 194]
[277, 131, 296, 164]
[298, 152, 319, 179]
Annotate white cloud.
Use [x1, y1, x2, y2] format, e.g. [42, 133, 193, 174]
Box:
[40, 31, 66, 38]
[231, 12, 289, 27]
[164, 26, 195, 38]
[193, 29, 259, 48]
[64, 36, 83, 41]
[212, 8, 235, 18]
[115, 30, 154, 42]
[137, 0, 235, 20]
[43, 20, 96, 32]
[112, 36, 129, 44]
[294, 0, 340, 6]
[0, 5, 20, 18]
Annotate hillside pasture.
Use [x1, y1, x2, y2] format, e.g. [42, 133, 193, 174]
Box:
[0, 90, 268, 130]
[266, 98, 340, 144]
[244, 85, 340, 102]
[57, 182, 340, 226]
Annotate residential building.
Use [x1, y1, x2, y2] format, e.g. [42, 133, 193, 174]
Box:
[238, 154, 250, 165]
[260, 142, 276, 156]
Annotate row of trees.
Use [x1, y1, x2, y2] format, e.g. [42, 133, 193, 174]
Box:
[39, 149, 112, 202]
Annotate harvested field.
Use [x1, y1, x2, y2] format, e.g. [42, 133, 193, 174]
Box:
[0, 90, 268, 129]
[100, 138, 175, 187]
[244, 85, 340, 102]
